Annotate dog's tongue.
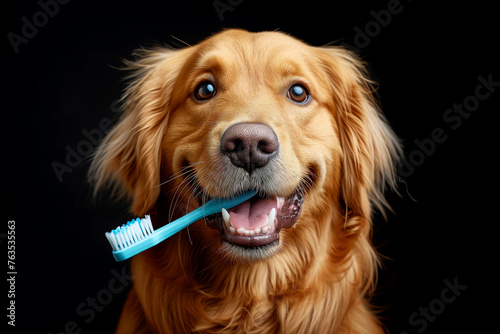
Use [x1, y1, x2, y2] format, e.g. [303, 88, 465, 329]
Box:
[227, 197, 277, 230]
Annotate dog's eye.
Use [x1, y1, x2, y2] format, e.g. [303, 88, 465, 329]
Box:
[287, 84, 309, 104]
[195, 81, 216, 100]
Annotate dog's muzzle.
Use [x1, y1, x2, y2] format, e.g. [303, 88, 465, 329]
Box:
[203, 122, 303, 251]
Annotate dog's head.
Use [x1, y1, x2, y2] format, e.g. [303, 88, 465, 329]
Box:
[91, 29, 400, 263]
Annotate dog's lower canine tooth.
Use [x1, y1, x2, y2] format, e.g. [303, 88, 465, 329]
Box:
[222, 208, 230, 228]
[268, 208, 276, 228]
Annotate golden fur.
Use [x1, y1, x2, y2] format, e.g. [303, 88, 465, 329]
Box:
[90, 29, 401, 333]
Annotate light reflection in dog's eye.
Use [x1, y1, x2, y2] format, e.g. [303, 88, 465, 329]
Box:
[287, 84, 309, 104]
[195, 81, 216, 100]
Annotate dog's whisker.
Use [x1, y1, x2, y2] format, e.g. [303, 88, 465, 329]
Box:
[155, 161, 207, 188]
[170, 34, 192, 47]
[197, 161, 223, 193]
[167, 160, 220, 223]
[170, 175, 199, 221]
[166, 162, 222, 245]
[194, 161, 225, 218]
[168, 169, 199, 222]
[163, 160, 211, 222]
[185, 226, 193, 246]
[174, 180, 205, 246]
[192, 159, 220, 189]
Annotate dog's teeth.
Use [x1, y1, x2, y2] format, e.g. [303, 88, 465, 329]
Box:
[225, 209, 277, 236]
[277, 197, 285, 209]
[268, 208, 276, 228]
[221, 208, 230, 228]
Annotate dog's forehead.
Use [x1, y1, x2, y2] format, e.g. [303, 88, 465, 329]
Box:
[193, 30, 312, 73]
[207, 29, 306, 49]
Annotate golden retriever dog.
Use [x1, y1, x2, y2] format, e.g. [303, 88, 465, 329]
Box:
[90, 29, 401, 333]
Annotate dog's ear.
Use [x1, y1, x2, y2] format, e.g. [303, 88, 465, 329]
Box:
[89, 47, 191, 215]
[315, 46, 402, 220]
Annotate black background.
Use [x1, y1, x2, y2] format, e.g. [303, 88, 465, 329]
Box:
[2, 0, 498, 333]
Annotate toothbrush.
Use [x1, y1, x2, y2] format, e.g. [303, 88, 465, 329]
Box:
[105, 190, 257, 261]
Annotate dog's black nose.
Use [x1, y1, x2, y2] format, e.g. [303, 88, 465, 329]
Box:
[221, 123, 279, 174]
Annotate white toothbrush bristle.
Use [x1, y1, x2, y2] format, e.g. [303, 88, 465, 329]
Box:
[105, 232, 118, 251]
[105, 215, 155, 251]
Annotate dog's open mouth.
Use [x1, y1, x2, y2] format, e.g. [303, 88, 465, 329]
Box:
[203, 191, 303, 248]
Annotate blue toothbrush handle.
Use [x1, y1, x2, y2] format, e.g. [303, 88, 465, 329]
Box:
[111, 191, 256, 261]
